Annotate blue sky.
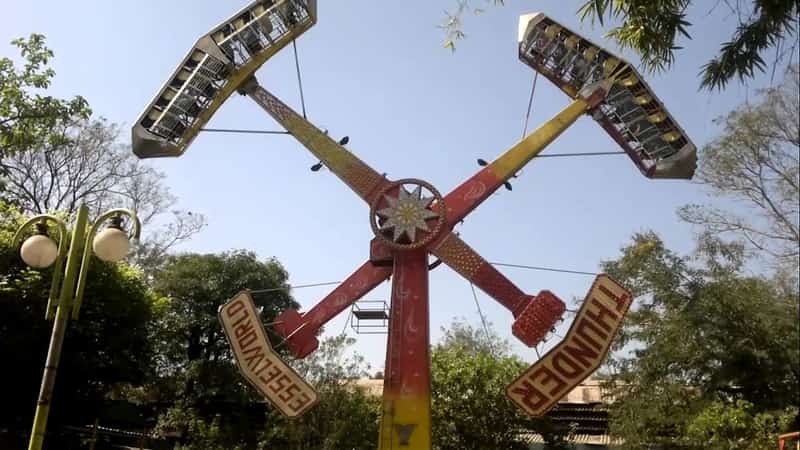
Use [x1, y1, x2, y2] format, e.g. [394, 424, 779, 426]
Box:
[2, 1, 788, 370]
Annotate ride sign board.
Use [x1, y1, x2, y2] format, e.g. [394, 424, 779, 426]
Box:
[219, 291, 319, 418]
[506, 274, 632, 417]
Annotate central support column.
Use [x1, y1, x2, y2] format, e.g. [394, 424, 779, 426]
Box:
[378, 249, 431, 450]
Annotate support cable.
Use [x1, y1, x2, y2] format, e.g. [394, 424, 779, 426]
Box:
[535, 151, 625, 158]
[341, 308, 353, 335]
[249, 281, 341, 294]
[522, 72, 539, 138]
[200, 128, 289, 135]
[292, 40, 308, 119]
[196, 129, 628, 160]
[197, 128, 628, 160]
[470, 283, 494, 352]
[250, 262, 596, 294]
[489, 262, 597, 276]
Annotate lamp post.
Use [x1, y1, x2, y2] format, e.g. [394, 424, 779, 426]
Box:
[13, 204, 141, 450]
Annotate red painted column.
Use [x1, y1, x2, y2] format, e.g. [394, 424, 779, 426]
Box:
[378, 249, 432, 450]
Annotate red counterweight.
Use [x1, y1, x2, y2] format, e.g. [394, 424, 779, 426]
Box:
[511, 291, 566, 347]
[273, 308, 319, 358]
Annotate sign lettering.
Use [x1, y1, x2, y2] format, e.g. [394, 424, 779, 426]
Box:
[506, 274, 631, 416]
[219, 292, 319, 418]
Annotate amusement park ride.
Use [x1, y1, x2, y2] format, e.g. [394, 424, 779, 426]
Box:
[132, 1, 696, 448]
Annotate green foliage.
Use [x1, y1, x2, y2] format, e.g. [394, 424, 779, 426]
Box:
[150, 250, 296, 381]
[291, 334, 371, 383]
[0, 34, 206, 278]
[578, 0, 799, 90]
[0, 34, 90, 157]
[578, 0, 691, 73]
[58, 249, 371, 450]
[260, 335, 380, 450]
[685, 400, 798, 449]
[156, 402, 246, 450]
[149, 251, 299, 449]
[680, 66, 799, 263]
[0, 201, 154, 433]
[440, 0, 505, 51]
[444, 0, 798, 90]
[431, 320, 568, 450]
[699, 2, 799, 90]
[601, 232, 800, 448]
[259, 381, 380, 450]
[438, 317, 511, 356]
[154, 332, 380, 450]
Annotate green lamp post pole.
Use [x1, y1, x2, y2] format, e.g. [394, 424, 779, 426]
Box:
[13, 204, 141, 450]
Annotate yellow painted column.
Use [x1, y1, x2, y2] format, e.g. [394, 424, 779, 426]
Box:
[28, 205, 89, 450]
[442, 96, 590, 225]
[488, 97, 589, 181]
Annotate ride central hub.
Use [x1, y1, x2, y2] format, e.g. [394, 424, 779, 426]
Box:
[369, 179, 446, 251]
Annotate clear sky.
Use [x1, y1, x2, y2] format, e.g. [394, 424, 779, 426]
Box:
[1, 1, 788, 370]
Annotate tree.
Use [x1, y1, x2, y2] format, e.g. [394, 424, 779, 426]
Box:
[0, 117, 207, 274]
[685, 399, 797, 449]
[290, 333, 371, 383]
[431, 320, 569, 450]
[259, 335, 380, 450]
[578, 0, 799, 90]
[440, 0, 505, 51]
[601, 231, 799, 448]
[680, 66, 799, 264]
[0, 201, 154, 443]
[437, 316, 511, 356]
[441, 0, 799, 90]
[149, 251, 298, 449]
[0, 34, 90, 157]
[0, 35, 206, 276]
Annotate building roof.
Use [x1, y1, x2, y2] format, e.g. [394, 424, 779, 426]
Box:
[352, 377, 613, 404]
[354, 376, 619, 445]
[520, 432, 623, 446]
[353, 378, 384, 397]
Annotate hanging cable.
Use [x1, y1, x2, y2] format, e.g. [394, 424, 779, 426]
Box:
[198, 127, 628, 160]
[489, 262, 597, 276]
[341, 309, 353, 335]
[197, 129, 630, 160]
[521, 71, 539, 138]
[470, 282, 494, 352]
[292, 40, 308, 119]
[536, 151, 625, 158]
[249, 263, 595, 295]
[199, 126, 623, 160]
[200, 128, 289, 135]
[249, 281, 341, 294]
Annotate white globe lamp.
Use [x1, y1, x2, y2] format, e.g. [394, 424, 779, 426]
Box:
[20, 234, 59, 269]
[92, 219, 130, 263]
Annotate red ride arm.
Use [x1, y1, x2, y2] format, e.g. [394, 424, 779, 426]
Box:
[303, 261, 392, 329]
[430, 232, 565, 347]
[430, 233, 528, 315]
[273, 260, 392, 358]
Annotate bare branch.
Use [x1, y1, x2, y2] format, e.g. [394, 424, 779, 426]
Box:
[0, 117, 207, 276]
[681, 66, 800, 264]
